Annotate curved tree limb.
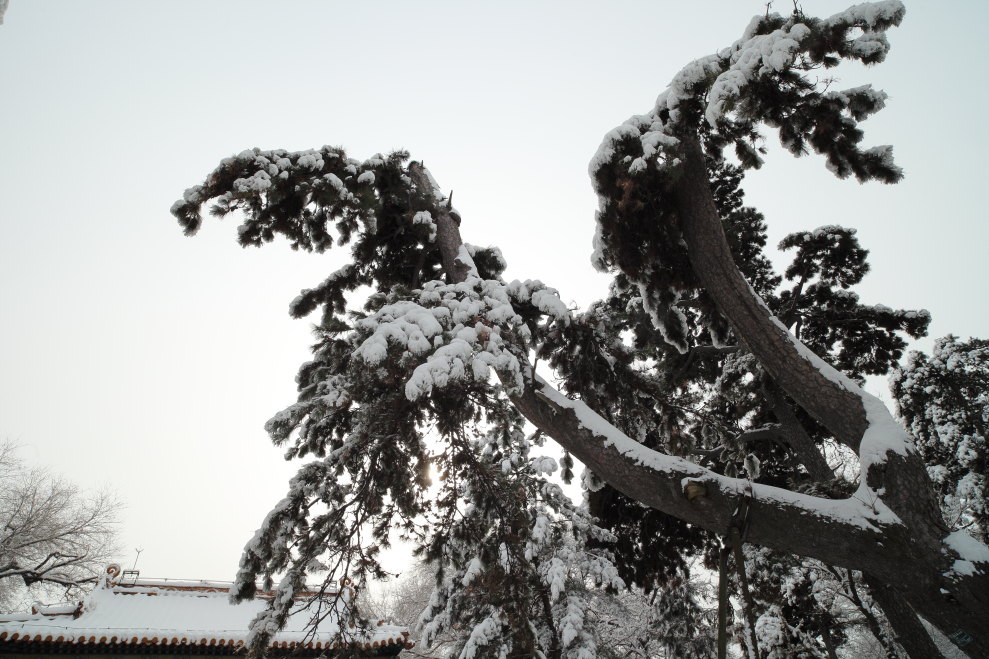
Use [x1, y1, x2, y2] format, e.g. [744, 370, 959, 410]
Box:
[417, 162, 897, 573]
[672, 133, 868, 451]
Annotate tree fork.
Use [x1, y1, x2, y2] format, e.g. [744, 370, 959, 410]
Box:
[761, 380, 835, 483]
[415, 165, 885, 572]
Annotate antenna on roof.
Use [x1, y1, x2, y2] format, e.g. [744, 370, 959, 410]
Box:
[117, 548, 144, 586]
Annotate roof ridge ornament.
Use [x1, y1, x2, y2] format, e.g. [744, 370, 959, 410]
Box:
[102, 564, 122, 589]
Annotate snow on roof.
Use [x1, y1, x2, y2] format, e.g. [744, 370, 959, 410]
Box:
[0, 565, 410, 655]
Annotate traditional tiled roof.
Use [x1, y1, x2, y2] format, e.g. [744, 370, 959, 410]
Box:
[0, 565, 410, 656]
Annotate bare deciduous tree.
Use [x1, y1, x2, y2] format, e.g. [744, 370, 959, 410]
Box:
[0, 441, 120, 611]
[361, 563, 457, 659]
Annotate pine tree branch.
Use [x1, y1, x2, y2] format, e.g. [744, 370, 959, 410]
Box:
[420, 159, 917, 585]
[517, 377, 894, 570]
[667, 344, 739, 383]
[736, 425, 785, 446]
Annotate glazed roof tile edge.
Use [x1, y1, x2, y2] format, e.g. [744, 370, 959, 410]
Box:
[0, 629, 413, 651]
[0, 564, 413, 652]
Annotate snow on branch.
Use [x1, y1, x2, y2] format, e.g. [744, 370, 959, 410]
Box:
[350, 275, 571, 400]
[530, 374, 899, 534]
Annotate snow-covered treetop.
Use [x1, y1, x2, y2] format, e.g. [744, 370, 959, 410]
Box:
[588, 1, 905, 354]
[591, 0, 905, 184]
[171, 143, 607, 658]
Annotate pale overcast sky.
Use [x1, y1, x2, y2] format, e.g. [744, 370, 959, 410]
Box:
[1, 1, 986, 587]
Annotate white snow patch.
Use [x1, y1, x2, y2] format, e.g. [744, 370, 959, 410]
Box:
[944, 530, 989, 578]
[411, 211, 437, 242]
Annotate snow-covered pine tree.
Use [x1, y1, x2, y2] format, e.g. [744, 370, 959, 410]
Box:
[171, 2, 989, 657]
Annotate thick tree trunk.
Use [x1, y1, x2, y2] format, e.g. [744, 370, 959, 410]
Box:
[842, 569, 903, 658]
[866, 574, 943, 659]
[517, 376, 989, 657]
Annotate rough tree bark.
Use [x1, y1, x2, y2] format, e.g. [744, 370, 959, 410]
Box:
[866, 575, 943, 659]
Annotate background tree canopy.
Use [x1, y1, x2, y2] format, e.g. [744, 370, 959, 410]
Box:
[0, 441, 119, 613]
